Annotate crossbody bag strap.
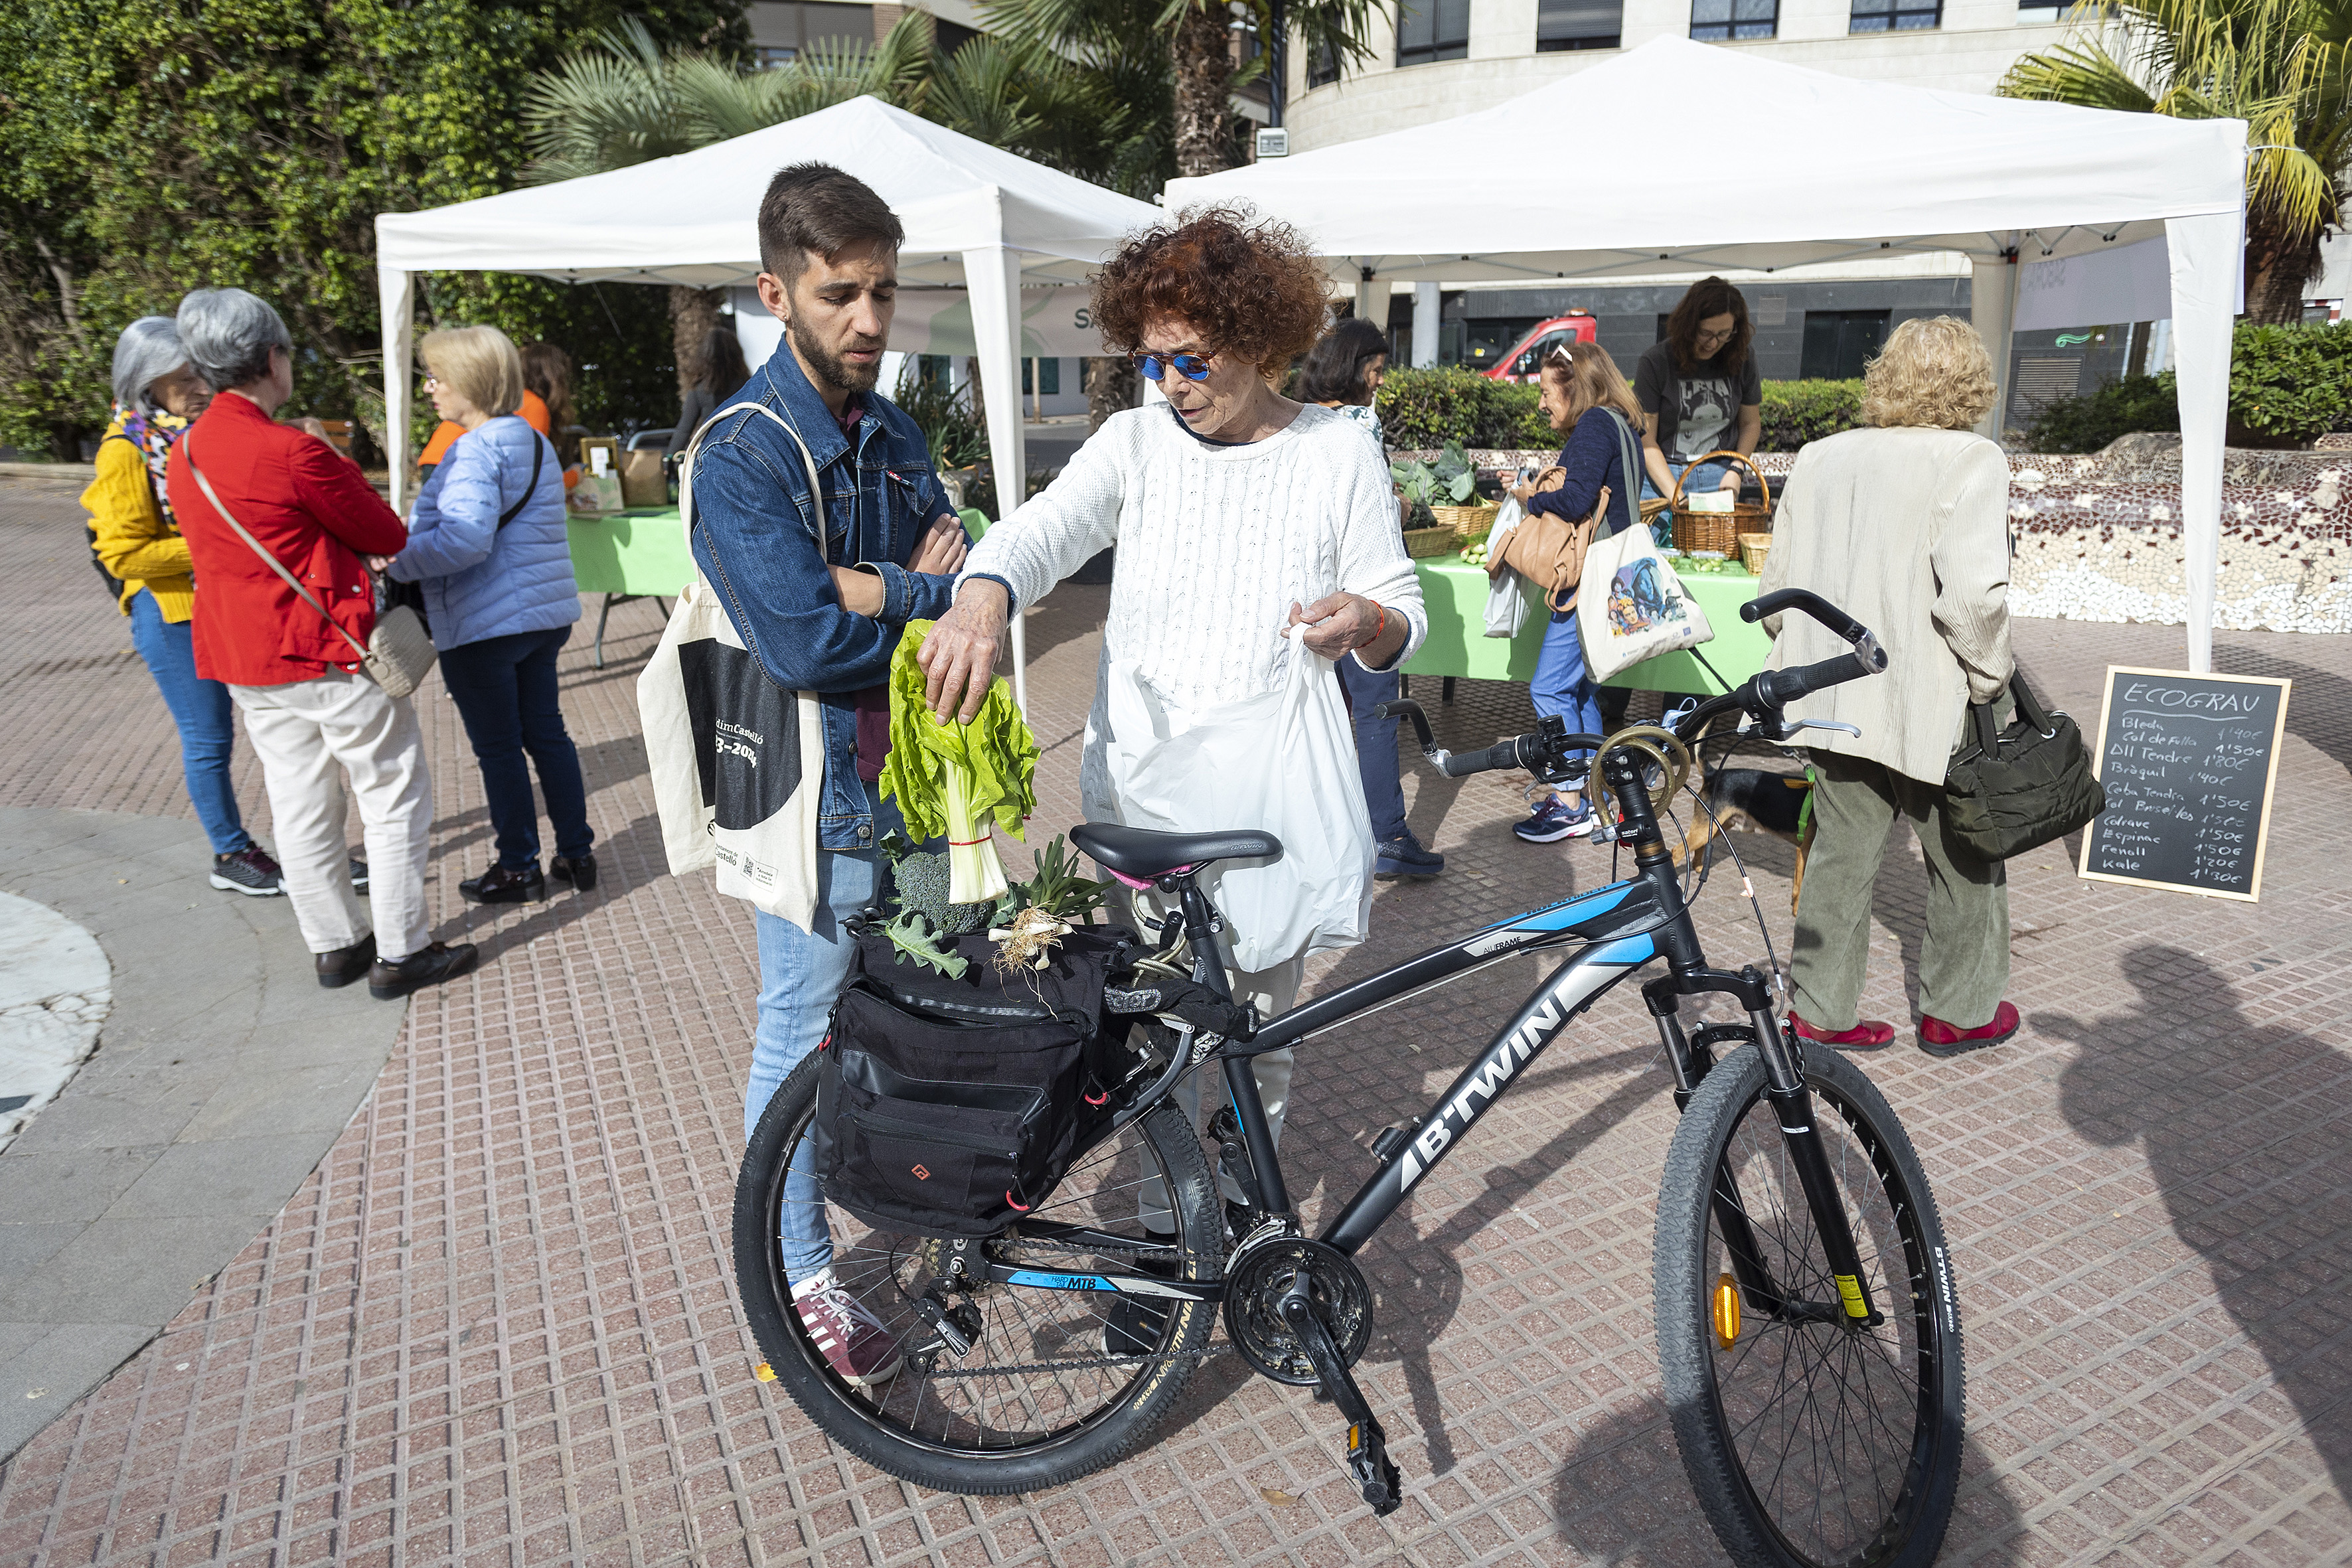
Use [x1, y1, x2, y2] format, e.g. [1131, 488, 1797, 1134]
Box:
[678, 400, 826, 550]
[183, 432, 373, 665]
[496, 426, 546, 530]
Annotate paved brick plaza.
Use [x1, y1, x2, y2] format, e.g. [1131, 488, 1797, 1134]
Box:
[1, 470, 2347, 1566]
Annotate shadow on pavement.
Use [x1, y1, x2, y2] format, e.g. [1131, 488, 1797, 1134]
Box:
[2213, 640, 2352, 778]
[2044, 943, 2352, 1508]
[1549, 1401, 2029, 1564]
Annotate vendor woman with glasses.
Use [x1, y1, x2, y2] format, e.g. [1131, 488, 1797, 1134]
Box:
[1634, 277, 1763, 538]
[919, 212, 1423, 1342]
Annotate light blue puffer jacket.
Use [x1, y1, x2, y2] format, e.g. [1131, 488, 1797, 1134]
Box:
[390, 416, 580, 649]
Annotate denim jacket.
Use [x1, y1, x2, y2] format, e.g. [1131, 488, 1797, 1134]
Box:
[690, 341, 961, 848]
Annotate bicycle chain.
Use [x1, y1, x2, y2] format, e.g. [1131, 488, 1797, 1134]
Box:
[900, 1231, 1227, 1379]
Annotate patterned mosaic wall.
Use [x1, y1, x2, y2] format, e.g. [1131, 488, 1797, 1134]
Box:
[1441, 439, 2349, 635]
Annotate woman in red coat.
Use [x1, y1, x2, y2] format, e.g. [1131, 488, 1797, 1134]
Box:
[166, 287, 476, 1000]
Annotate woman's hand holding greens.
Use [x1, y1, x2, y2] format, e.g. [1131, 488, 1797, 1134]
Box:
[917, 578, 1010, 722]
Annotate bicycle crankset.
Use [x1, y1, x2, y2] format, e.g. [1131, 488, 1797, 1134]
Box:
[1225, 1237, 1372, 1384]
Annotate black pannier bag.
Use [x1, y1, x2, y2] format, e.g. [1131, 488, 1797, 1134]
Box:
[813, 924, 1140, 1238]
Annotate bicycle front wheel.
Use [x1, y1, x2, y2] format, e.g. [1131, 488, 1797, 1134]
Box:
[1654, 1040, 1964, 1568]
[732, 1050, 1223, 1496]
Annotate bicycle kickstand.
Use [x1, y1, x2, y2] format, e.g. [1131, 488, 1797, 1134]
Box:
[1278, 1271, 1403, 1516]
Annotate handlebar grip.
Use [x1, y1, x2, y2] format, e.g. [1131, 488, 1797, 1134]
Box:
[1755, 652, 1876, 706]
[1743, 588, 1865, 645]
[1439, 738, 1531, 777]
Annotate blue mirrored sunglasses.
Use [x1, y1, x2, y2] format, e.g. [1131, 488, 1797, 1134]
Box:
[1131, 351, 1212, 382]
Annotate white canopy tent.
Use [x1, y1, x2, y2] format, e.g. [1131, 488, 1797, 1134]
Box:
[1168, 37, 2247, 672]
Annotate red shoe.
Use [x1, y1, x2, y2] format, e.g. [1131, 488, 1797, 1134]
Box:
[1791, 1012, 1896, 1050]
[793, 1271, 903, 1385]
[1919, 1000, 2021, 1058]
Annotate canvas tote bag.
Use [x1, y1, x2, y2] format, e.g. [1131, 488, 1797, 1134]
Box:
[1575, 510, 1715, 682]
[637, 403, 829, 929]
[1097, 627, 1373, 972]
[182, 433, 437, 700]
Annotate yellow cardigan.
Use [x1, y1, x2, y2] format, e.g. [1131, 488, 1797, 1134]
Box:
[82, 418, 195, 621]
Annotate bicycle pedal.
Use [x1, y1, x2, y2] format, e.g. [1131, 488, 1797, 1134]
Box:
[1346, 1420, 1403, 1516]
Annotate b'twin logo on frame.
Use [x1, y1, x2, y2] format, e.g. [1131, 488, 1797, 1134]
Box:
[1395, 966, 1596, 1191]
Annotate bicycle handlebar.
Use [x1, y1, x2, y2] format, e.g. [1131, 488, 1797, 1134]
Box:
[1379, 591, 1889, 784]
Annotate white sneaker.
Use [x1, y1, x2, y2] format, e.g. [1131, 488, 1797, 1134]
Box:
[792, 1270, 903, 1385]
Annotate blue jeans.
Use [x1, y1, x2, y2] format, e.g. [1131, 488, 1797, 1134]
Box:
[750, 779, 900, 1281]
[437, 625, 593, 870]
[128, 591, 251, 855]
[1641, 457, 1735, 549]
[1532, 609, 1604, 785]
[1334, 657, 1409, 843]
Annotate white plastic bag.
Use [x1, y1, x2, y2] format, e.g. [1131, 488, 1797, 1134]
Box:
[637, 403, 828, 928]
[1483, 497, 1529, 638]
[1575, 520, 1715, 682]
[1097, 628, 1373, 971]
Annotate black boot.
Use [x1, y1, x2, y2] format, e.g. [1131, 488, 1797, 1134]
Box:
[460, 862, 544, 904]
[369, 941, 480, 1000]
[315, 933, 377, 989]
[550, 853, 597, 892]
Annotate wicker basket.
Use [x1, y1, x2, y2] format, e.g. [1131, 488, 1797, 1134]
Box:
[1429, 500, 1500, 538]
[1403, 525, 1456, 560]
[1739, 532, 1772, 576]
[1670, 451, 1772, 556]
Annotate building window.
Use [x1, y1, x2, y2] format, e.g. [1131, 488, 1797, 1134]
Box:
[1021, 358, 1061, 396]
[2015, 1, 2087, 19]
[747, 1, 876, 66]
[1306, 41, 1340, 86]
[1690, 0, 1776, 40]
[1397, 0, 1470, 66]
[1800, 311, 1891, 380]
[1848, 0, 1939, 31]
[1537, 0, 1623, 52]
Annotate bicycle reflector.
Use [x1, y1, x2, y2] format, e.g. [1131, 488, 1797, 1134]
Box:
[1712, 1275, 1741, 1350]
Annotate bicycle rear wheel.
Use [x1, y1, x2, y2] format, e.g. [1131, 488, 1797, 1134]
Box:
[1654, 1040, 1964, 1568]
[733, 1051, 1223, 1495]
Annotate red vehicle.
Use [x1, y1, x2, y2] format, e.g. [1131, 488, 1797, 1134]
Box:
[1484, 311, 1600, 382]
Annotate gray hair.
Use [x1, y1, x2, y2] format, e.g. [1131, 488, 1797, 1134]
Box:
[176, 287, 293, 392]
[110, 317, 189, 415]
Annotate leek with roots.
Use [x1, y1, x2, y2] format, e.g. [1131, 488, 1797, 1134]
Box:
[880, 620, 1040, 904]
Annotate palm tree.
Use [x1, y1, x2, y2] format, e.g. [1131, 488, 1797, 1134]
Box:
[1999, 0, 2352, 323]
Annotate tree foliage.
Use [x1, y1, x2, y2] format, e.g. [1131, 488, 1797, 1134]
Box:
[0, 0, 741, 461]
[1998, 0, 2352, 322]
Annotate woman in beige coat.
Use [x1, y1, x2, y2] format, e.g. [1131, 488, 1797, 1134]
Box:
[1760, 317, 2019, 1056]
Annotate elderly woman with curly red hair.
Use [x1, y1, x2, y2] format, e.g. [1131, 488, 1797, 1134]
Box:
[920, 210, 1424, 1289]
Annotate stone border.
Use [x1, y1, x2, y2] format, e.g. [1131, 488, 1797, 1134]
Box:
[0, 809, 410, 1461]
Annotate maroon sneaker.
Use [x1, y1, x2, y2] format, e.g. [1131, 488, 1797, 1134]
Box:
[793, 1272, 903, 1385]
[1791, 1012, 1897, 1050]
[1919, 1000, 2021, 1058]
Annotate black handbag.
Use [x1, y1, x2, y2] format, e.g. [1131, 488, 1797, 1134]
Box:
[1942, 673, 2107, 861]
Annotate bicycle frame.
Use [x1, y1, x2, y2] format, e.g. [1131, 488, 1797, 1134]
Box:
[994, 744, 1882, 1334]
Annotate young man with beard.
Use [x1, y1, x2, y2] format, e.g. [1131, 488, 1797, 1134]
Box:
[692, 161, 973, 1385]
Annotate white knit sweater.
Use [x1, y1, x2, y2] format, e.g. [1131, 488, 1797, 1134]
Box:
[960, 402, 1426, 811]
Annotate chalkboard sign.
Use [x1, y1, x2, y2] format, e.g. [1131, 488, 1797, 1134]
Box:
[2078, 666, 2291, 902]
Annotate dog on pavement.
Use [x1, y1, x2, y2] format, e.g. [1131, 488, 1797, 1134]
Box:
[1671, 767, 1815, 914]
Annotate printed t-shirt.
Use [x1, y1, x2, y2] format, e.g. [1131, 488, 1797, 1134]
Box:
[1635, 341, 1762, 465]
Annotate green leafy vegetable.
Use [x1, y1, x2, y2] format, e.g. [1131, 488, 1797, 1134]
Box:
[881, 909, 968, 979]
[880, 620, 1040, 905]
[1006, 834, 1109, 926]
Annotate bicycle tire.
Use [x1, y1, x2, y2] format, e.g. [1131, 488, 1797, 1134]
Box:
[733, 1051, 1223, 1495]
[1654, 1040, 1965, 1568]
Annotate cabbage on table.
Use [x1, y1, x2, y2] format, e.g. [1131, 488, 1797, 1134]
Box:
[879, 620, 1040, 903]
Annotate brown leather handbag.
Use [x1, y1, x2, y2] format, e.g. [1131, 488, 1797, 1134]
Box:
[1488, 409, 1642, 611]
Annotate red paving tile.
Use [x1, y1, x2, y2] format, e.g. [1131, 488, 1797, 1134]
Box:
[3, 473, 2350, 1564]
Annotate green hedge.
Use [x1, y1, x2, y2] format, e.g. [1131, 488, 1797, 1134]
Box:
[1378, 366, 1868, 453]
[2025, 321, 2352, 453]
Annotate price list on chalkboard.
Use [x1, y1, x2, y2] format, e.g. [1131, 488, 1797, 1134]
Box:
[2078, 666, 2291, 902]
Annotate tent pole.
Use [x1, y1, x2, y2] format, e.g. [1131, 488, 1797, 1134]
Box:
[1412, 281, 1441, 367]
[2166, 211, 2236, 675]
[1970, 244, 2017, 444]
[963, 242, 1030, 712]
[379, 266, 416, 512]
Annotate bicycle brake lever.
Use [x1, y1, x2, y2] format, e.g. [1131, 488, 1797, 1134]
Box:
[1782, 718, 1861, 738]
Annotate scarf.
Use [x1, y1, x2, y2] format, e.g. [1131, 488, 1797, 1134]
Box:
[114, 401, 188, 524]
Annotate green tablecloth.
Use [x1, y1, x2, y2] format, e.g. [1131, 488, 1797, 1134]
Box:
[567, 508, 693, 597]
[1399, 557, 1773, 696]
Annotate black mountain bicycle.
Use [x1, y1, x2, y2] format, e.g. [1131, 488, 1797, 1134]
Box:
[735, 590, 1966, 1568]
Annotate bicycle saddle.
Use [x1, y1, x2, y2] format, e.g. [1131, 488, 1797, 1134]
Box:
[1071, 823, 1283, 880]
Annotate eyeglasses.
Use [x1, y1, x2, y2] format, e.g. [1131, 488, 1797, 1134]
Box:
[421, 374, 441, 391]
[1131, 350, 1213, 382]
[1694, 326, 1734, 346]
